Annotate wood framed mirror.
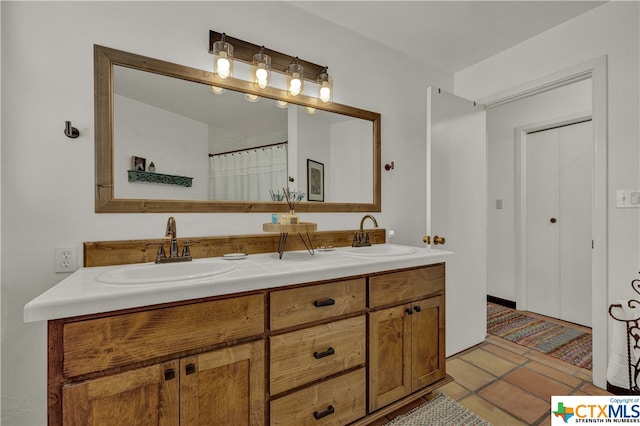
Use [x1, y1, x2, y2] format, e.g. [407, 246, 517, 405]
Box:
[94, 45, 381, 213]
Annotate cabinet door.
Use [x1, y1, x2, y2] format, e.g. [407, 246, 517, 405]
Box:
[62, 361, 179, 426]
[368, 305, 411, 411]
[180, 340, 265, 426]
[410, 296, 445, 390]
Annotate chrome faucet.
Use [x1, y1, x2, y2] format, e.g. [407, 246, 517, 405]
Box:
[146, 216, 194, 263]
[353, 215, 379, 247]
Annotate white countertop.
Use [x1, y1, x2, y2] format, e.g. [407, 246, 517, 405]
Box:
[24, 244, 452, 323]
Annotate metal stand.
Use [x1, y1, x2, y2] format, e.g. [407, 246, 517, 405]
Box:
[609, 278, 640, 394]
[276, 232, 315, 259]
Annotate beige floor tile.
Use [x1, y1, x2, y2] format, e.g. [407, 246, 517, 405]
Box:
[459, 394, 528, 426]
[438, 381, 471, 400]
[479, 381, 549, 424]
[503, 367, 573, 401]
[524, 360, 583, 388]
[485, 335, 529, 355]
[482, 343, 529, 365]
[460, 347, 519, 377]
[446, 358, 497, 391]
[574, 368, 593, 381]
[580, 382, 612, 396]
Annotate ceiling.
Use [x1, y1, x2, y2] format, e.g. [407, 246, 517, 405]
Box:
[289, 1, 606, 73]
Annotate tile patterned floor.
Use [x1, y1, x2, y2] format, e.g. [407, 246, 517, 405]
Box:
[369, 311, 609, 425]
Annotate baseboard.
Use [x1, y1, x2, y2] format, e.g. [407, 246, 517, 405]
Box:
[487, 295, 516, 309]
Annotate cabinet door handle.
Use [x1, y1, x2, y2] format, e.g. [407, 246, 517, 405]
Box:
[313, 298, 335, 307]
[313, 405, 335, 420]
[185, 363, 196, 375]
[414, 305, 422, 312]
[313, 347, 335, 359]
[164, 368, 175, 381]
[406, 308, 414, 315]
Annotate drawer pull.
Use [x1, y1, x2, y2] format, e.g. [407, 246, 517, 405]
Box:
[406, 308, 414, 315]
[313, 298, 335, 307]
[164, 368, 175, 381]
[414, 305, 422, 312]
[313, 405, 335, 420]
[185, 363, 196, 375]
[313, 347, 335, 359]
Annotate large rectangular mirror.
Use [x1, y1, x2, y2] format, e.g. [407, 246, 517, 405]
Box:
[95, 45, 381, 213]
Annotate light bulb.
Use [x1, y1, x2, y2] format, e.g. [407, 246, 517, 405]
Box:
[255, 67, 268, 88]
[245, 93, 259, 103]
[276, 100, 289, 108]
[256, 67, 268, 81]
[305, 107, 317, 115]
[209, 86, 224, 94]
[289, 75, 302, 96]
[320, 86, 331, 103]
[217, 56, 231, 79]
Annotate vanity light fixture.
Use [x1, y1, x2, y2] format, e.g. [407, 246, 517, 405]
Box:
[212, 32, 234, 79]
[209, 31, 331, 101]
[286, 58, 304, 97]
[252, 46, 271, 90]
[317, 67, 333, 103]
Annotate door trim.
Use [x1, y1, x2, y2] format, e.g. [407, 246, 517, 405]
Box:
[480, 56, 608, 388]
[515, 113, 592, 312]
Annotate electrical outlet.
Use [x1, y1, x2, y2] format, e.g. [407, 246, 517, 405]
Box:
[55, 246, 77, 273]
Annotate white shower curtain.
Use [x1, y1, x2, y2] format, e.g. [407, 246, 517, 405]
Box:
[209, 144, 287, 201]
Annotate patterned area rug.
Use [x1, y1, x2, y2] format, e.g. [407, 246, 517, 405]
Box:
[487, 302, 592, 370]
[384, 393, 491, 425]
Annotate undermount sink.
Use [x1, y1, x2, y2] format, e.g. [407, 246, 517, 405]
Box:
[96, 259, 238, 285]
[339, 244, 417, 257]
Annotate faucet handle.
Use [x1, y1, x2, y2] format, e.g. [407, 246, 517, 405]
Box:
[145, 242, 166, 262]
[181, 240, 200, 258]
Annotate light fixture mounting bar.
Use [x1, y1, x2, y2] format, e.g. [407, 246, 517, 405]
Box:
[209, 30, 326, 83]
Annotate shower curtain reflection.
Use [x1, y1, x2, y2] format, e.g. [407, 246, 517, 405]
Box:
[209, 143, 288, 201]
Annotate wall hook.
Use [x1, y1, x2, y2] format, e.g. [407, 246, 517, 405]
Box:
[64, 121, 80, 139]
[384, 161, 395, 171]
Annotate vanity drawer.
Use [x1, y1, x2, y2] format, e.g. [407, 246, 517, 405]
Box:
[62, 294, 264, 378]
[369, 263, 445, 308]
[270, 278, 365, 330]
[270, 316, 365, 395]
[270, 368, 366, 426]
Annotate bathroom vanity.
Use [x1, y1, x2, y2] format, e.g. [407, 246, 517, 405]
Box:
[25, 244, 452, 425]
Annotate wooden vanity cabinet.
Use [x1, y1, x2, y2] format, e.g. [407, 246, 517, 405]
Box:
[50, 294, 265, 426]
[49, 264, 447, 426]
[368, 264, 446, 412]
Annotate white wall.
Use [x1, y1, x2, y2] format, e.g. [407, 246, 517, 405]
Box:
[330, 119, 373, 203]
[1, 2, 451, 424]
[114, 95, 209, 200]
[486, 80, 592, 301]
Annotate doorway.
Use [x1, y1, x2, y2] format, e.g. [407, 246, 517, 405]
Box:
[480, 56, 607, 388]
[523, 119, 593, 327]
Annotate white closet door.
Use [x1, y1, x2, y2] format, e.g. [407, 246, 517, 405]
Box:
[525, 121, 592, 326]
[526, 129, 561, 319]
[559, 121, 592, 326]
